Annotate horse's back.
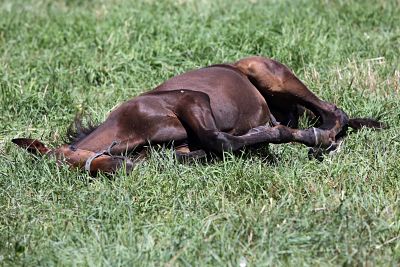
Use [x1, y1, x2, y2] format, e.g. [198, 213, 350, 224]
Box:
[153, 65, 270, 134]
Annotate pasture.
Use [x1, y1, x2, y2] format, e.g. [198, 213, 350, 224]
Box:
[0, 0, 399, 265]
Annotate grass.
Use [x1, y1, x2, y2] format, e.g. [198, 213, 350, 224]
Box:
[0, 0, 399, 265]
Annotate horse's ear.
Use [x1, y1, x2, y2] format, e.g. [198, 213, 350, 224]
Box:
[12, 138, 50, 155]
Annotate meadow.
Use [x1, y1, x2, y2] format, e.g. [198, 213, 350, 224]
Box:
[0, 0, 399, 265]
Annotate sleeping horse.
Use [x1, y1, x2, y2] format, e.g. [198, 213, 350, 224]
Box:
[12, 56, 385, 175]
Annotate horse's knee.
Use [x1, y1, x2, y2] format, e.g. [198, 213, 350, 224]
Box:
[319, 104, 349, 132]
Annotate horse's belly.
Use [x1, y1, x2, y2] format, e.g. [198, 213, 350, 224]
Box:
[209, 92, 269, 134]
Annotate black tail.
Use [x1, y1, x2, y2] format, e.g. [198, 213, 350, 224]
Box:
[348, 118, 387, 130]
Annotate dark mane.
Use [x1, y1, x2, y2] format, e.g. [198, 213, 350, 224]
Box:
[65, 115, 99, 145]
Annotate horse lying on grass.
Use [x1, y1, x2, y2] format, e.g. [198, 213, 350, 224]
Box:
[12, 56, 385, 176]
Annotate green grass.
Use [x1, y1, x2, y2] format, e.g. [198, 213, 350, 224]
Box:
[1, 0, 399, 265]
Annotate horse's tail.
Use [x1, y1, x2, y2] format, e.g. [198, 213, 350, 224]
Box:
[12, 138, 51, 156]
[347, 117, 387, 130]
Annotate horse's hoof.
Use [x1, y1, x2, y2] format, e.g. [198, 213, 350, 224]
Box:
[176, 149, 207, 163]
[328, 139, 344, 155]
[124, 158, 135, 174]
[308, 147, 325, 162]
[308, 139, 343, 161]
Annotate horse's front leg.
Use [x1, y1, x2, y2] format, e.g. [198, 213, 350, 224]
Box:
[235, 56, 349, 137]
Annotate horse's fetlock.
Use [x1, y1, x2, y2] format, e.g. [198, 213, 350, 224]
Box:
[311, 128, 335, 148]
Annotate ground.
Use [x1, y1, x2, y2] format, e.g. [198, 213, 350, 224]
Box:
[0, 0, 399, 265]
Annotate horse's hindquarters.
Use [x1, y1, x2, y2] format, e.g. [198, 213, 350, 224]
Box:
[153, 65, 271, 134]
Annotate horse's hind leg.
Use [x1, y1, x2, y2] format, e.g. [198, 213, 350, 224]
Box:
[235, 57, 349, 137]
[175, 91, 333, 153]
[238, 124, 334, 148]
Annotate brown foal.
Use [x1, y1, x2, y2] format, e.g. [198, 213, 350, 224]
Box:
[12, 56, 384, 175]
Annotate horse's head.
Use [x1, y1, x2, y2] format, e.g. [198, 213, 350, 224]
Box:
[12, 138, 135, 175]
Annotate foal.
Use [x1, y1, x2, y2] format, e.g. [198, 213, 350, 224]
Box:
[12, 56, 384, 175]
